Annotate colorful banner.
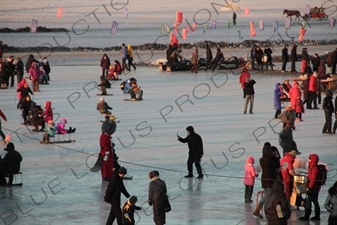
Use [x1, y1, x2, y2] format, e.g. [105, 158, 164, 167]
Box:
[273, 21, 279, 32]
[57, 7, 63, 18]
[192, 22, 196, 32]
[211, 20, 217, 29]
[330, 17, 336, 27]
[238, 30, 243, 39]
[110, 21, 118, 34]
[182, 28, 187, 39]
[244, 7, 250, 16]
[160, 23, 170, 34]
[185, 25, 190, 34]
[250, 21, 256, 36]
[30, 19, 38, 33]
[170, 33, 178, 45]
[285, 17, 292, 30]
[298, 27, 307, 42]
[305, 5, 311, 14]
[203, 24, 207, 33]
[228, 20, 234, 29]
[174, 23, 178, 34]
[259, 20, 264, 30]
[176, 11, 183, 24]
[123, 8, 128, 18]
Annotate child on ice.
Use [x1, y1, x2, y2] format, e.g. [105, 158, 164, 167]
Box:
[243, 156, 258, 203]
[122, 195, 141, 225]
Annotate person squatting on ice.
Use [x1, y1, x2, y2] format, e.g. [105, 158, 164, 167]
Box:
[104, 167, 130, 225]
[0, 143, 22, 186]
[148, 170, 167, 225]
[177, 126, 204, 179]
[243, 156, 258, 203]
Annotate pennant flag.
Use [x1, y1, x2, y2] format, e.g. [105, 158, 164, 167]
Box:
[259, 20, 264, 30]
[203, 24, 207, 33]
[228, 20, 234, 29]
[57, 7, 63, 18]
[305, 5, 311, 15]
[160, 23, 170, 34]
[250, 22, 256, 36]
[298, 27, 307, 42]
[174, 23, 179, 34]
[30, 19, 38, 33]
[285, 17, 291, 30]
[170, 33, 178, 45]
[302, 21, 307, 28]
[176, 11, 183, 24]
[185, 25, 190, 34]
[211, 20, 217, 29]
[244, 7, 250, 16]
[330, 17, 336, 27]
[238, 30, 243, 39]
[123, 8, 128, 18]
[110, 21, 118, 34]
[192, 22, 196, 32]
[273, 21, 279, 32]
[182, 28, 187, 39]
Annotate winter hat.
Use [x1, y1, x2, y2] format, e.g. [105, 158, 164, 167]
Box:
[100, 96, 104, 102]
[129, 195, 138, 204]
[186, 126, 194, 133]
[101, 119, 116, 135]
[149, 170, 159, 179]
[118, 167, 127, 175]
[4, 142, 14, 152]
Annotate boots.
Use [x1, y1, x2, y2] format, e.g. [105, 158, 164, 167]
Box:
[253, 203, 263, 218]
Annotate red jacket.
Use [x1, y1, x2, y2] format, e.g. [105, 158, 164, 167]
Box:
[42, 101, 53, 122]
[307, 154, 321, 190]
[239, 71, 251, 88]
[280, 154, 294, 184]
[289, 84, 304, 113]
[308, 75, 317, 92]
[100, 133, 113, 179]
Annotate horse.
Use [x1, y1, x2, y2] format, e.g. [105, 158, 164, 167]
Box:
[283, 9, 303, 20]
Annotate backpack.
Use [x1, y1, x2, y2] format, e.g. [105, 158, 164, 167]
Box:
[120, 81, 126, 90]
[316, 164, 328, 186]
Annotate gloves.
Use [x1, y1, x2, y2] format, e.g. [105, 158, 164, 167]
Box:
[103, 151, 110, 161]
[306, 188, 313, 196]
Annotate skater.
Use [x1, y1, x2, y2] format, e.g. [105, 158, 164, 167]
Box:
[322, 90, 334, 134]
[299, 154, 322, 221]
[96, 96, 113, 115]
[148, 170, 167, 225]
[253, 142, 280, 219]
[104, 167, 130, 225]
[177, 126, 204, 179]
[205, 43, 213, 70]
[243, 77, 256, 114]
[243, 156, 258, 203]
[100, 53, 110, 77]
[122, 196, 141, 225]
[324, 181, 337, 225]
[281, 45, 289, 72]
[0, 109, 7, 142]
[239, 67, 251, 98]
[274, 83, 283, 119]
[127, 44, 137, 71]
[56, 118, 76, 134]
[264, 181, 291, 225]
[0, 143, 22, 186]
[40, 120, 56, 144]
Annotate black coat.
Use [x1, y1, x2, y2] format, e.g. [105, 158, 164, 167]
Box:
[206, 47, 213, 60]
[264, 48, 273, 60]
[302, 50, 309, 61]
[312, 57, 321, 71]
[260, 146, 280, 188]
[122, 201, 141, 225]
[0, 148, 22, 173]
[255, 49, 263, 61]
[148, 178, 167, 225]
[323, 96, 334, 113]
[331, 49, 337, 63]
[178, 131, 203, 158]
[16, 60, 24, 77]
[104, 174, 130, 205]
[243, 79, 256, 95]
[17, 86, 33, 99]
[290, 46, 297, 61]
[43, 62, 51, 74]
[282, 47, 289, 62]
[20, 99, 32, 112]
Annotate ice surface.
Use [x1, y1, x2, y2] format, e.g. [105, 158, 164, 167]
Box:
[0, 63, 336, 224]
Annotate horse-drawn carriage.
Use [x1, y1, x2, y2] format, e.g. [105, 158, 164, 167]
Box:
[303, 7, 329, 21]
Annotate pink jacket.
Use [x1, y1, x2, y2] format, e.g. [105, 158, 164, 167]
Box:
[29, 62, 40, 81]
[243, 156, 257, 186]
[56, 118, 68, 134]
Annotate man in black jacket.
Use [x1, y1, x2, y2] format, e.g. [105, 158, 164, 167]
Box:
[0, 142, 22, 186]
[290, 44, 297, 72]
[177, 126, 204, 178]
[205, 43, 213, 70]
[281, 45, 289, 72]
[243, 78, 256, 114]
[322, 90, 334, 134]
[104, 167, 130, 225]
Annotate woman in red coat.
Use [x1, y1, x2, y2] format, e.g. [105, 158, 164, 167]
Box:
[289, 82, 304, 121]
[239, 67, 251, 98]
[42, 101, 53, 123]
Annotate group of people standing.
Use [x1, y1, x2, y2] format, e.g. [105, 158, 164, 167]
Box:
[250, 45, 274, 71]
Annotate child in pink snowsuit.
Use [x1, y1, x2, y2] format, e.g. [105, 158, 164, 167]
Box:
[243, 156, 258, 203]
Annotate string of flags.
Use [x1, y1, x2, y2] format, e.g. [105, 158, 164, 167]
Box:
[210, 20, 217, 29]
[273, 21, 279, 33]
[259, 20, 264, 30]
[57, 7, 63, 18]
[160, 23, 170, 34]
[228, 20, 234, 29]
[244, 7, 250, 16]
[330, 17, 336, 27]
[123, 8, 128, 18]
[30, 19, 38, 33]
[110, 21, 118, 34]
[237, 30, 243, 39]
[298, 27, 307, 42]
[250, 22, 256, 36]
